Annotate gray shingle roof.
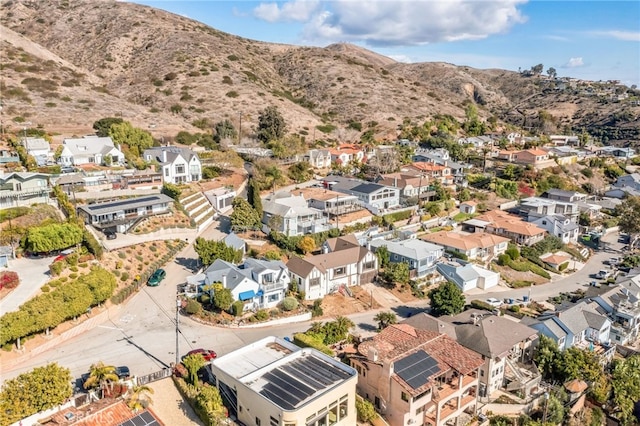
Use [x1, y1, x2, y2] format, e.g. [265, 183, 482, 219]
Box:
[77, 194, 173, 216]
[369, 239, 443, 261]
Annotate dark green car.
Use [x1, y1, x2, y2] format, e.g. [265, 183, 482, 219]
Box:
[147, 268, 166, 287]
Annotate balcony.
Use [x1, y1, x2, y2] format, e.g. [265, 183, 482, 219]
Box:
[262, 281, 286, 293]
[433, 374, 476, 402]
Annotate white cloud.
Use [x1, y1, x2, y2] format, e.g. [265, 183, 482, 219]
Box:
[563, 57, 585, 68]
[590, 30, 640, 42]
[542, 35, 569, 42]
[253, 0, 527, 46]
[253, 0, 320, 23]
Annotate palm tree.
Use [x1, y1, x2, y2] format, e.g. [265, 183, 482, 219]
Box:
[127, 384, 154, 411]
[308, 321, 325, 335]
[374, 311, 397, 330]
[265, 166, 283, 193]
[83, 361, 119, 391]
[334, 316, 354, 337]
[182, 353, 206, 386]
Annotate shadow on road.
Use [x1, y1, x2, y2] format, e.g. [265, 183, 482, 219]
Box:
[357, 323, 377, 332]
[391, 305, 427, 319]
[175, 256, 200, 272]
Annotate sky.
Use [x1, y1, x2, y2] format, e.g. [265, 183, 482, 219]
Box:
[130, 0, 640, 86]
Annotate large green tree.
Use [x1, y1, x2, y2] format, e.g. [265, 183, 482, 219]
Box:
[428, 281, 465, 317]
[108, 121, 154, 158]
[374, 311, 397, 330]
[288, 162, 313, 183]
[0, 363, 73, 425]
[182, 353, 206, 386]
[256, 106, 287, 143]
[382, 262, 410, 286]
[247, 178, 263, 217]
[83, 361, 118, 390]
[213, 288, 234, 312]
[230, 198, 261, 232]
[611, 355, 640, 425]
[533, 335, 560, 379]
[193, 238, 243, 266]
[616, 196, 640, 247]
[93, 117, 123, 137]
[22, 222, 83, 253]
[214, 119, 236, 142]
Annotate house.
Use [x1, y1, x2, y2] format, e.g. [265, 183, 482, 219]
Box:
[0, 172, 50, 209]
[119, 169, 163, 189]
[613, 173, 640, 192]
[462, 210, 546, 246]
[296, 187, 363, 217]
[76, 194, 173, 233]
[0, 143, 19, 165]
[548, 135, 580, 146]
[304, 149, 332, 169]
[22, 137, 51, 166]
[458, 136, 493, 148]
[321, 176, 400, 214]
[143, 146, 202, 184]
[262, 192, 331, 237]
[512, 149, 550, 165]
[287, 235, 378, 300]
[0, 246, 13, 268]
[436, 261, 500, 292]
[593, 284, 640, 346]
[540, 253, 571, 270]
[329, 144, 366, 166]
[223, 232, 247, 256]
[350, 324, 483, 426]
[199, 258, 290, 310]
[411, 149, 468, 184]
[507, 132, 523, 144]
[55, 173, 87, 195]
[375, 172, 436, 202]
[403, 311, 540, 399]
[58, 136, 124, 166]
[523, 301, 615, 361]
[531, 215, 579, 243]
[597, 146, 636, 159]
[459, 201, 477, 215]
[402, 162, 452, 183]
[369, 239, 444, 278]
[543, 189, 587, 203]
[206, 187, 236, 213]
[518, 197, 580, 222]
[212, 336, 357, 426]
[421, 231, 509, 261]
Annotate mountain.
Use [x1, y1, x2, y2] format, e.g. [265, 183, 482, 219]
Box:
[1, 0, 638, 143]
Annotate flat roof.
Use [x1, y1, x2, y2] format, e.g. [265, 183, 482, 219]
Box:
[78, 194, 173, 216]
[213, 336, 356, 411]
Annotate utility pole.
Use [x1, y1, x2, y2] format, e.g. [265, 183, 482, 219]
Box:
[238, 112, 242, 145]
[175, 297, 181, 367]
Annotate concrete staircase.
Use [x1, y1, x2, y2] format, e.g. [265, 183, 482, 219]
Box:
[180, 191, 216, 229]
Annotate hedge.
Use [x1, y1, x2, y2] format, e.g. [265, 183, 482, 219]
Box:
[469, 299, 494, 311]
[382, 210, 413, 225]
[82, 230, 103, 259]
[293, 332, 334, 356]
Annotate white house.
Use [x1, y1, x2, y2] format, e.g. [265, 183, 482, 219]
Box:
[59, 136, 124, 166]
[287, 235, 378, 300]
[436, 261, 500, 292]
[369, 238, 444, 278]
[531, 215, 579, 243]
[262, 192, 331, 237]
[143, 146, 202, 184]
[22, 137, 51, 166]
[321, 176, 400, 214]
[304, 149, 332, 169]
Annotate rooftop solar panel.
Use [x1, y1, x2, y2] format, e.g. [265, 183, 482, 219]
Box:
[118, 410, 160, 426]
[86, 196, 161, 211]
[394, 350, 441, 390]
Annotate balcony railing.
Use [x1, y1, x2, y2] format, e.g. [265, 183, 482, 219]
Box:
[262, 281, 286, 293]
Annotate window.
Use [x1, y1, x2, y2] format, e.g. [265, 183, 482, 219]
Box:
[310, 277, 320, 287]
[415, 405, 425, 415]
[270, 416, 279, 426]
[268, 294, 279, 303]
[175, 164, 185, 174]
[339, 395, 348, 419]
[164, 168, 169, 177]
[256, 418, 261, 426]
[480, 369, 484, 377]
[401, 392, 409, 402]
[334, 267, 346, 276]
[363, 261, 375, 270]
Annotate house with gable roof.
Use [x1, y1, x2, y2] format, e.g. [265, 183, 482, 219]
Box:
[287, 235, 377, 300]
[462, 210, 546, 246]
[22, 137, 51, 166]
[349, 323, 483, 426]
[143, 146, 202, 184]
[304, 148, 332, 169]
[436, 261, 500, 292]
[261, 191, 331, 236]
[593, 283, 640, 346]
[369, 238, 444, 278]
[0, 172, 50, 209]
[58, 136, 124, 166]
[421, 231, 509, 261]
[329, 144, 366, 166]
[403, 310, 540, 399]
[321, 175, 400, 213]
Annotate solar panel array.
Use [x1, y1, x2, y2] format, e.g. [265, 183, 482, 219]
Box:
[259, 355, 352, 410]
[86, 196, 160, 211]
[118, 411, 160, 426]
[394, 350, 440, 390]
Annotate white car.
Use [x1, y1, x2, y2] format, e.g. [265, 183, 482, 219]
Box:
[485, 298, 502, 307]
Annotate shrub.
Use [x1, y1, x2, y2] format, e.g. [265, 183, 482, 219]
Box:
[505, 245, 520, 260]
[470, 299, 494, 311]
[185, 299, 202, 315]
[509, 305, 521, 313]
[231, 301, 244, 316]
[281, 297, 299, 311]
[50, 261, 65, 276]
[558, 262, 569, 271]
[120, 272, 129, 281]
[356, 398, 377, 423]
[41, 285, 50, 293]
[0, 271, 20, 289]
[118, 252, 126, 259]
[252, 309, 269, 322]
[311, 299, 323, 317]
[292, 333, 333, 355]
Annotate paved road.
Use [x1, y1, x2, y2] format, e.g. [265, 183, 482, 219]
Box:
[1, 231, 624, 384]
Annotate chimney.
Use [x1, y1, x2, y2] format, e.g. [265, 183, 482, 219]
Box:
[222, 274, 227, 288]
[368, 347, 378, 362]
[162, 150, 167, 163]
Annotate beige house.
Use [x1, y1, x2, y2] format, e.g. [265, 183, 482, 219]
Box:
[0, 172, 50, 209]
[287, 235, 377, 300]
[462, 210, 546, 246]
[350, 324, 483, 426]
[212, 336, 357, 426]
[421, 231, 509, 261]
[403, 311, 541, 400]
[513, 148, 549, 165]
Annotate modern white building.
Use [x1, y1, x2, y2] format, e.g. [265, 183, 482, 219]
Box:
[143, 146, 202, 184]
[262, 192, 331, 237]
[212, 336, 357, 426]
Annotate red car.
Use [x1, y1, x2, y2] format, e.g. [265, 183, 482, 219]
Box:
[185, 348, 217, 361]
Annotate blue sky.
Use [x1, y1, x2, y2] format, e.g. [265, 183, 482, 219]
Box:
[130, 1, 640, 86]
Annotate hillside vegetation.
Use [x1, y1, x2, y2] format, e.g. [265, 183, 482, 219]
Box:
[1, 0, 638, 143]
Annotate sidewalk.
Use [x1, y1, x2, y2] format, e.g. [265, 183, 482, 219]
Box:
[0, 256, 53, 315]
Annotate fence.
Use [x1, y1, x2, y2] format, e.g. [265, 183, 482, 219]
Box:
[136, 368, 173, 386]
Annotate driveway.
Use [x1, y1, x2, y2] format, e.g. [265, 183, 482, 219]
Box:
[1, 256, 54, 315]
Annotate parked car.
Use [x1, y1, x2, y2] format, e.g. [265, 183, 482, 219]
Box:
[104, 231, 117, 240]
[147, 269, 166, 287]
[52, 248, 76, 263]
[115, 366, 130, 379]
[606, 257, 620, 266]
[596, 269, 611, 279]
[486, 298, 502, 308]
[184, 348, 217, 361]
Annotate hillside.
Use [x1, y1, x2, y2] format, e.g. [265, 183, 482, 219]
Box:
[1, 0, 638, 143]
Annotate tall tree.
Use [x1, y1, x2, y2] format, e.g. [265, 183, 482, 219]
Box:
[611, 355, 640, 426]
[93, 117, 123, 137]
[375, 246, 390, 268]
[248, 178, 263, 217]
[182, 353, 206, 386]
[616, 196, 640, 247]
[264, 165, 284, 193]
[256, 106, 287, 144]
[214, 119, 236, 142]
[531, 63, 544, 75]
[546, 67, 557, 78]
[213, 288, 234, 312]
[428, 282, 465, 316]
[230, 198, 261, 232]
[193, 238, 243, 266]
[126, 385, 154, 411]
[108, 121, 154, 158]
[297, 236, 316, 254]
[0, 363, 73, 425]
